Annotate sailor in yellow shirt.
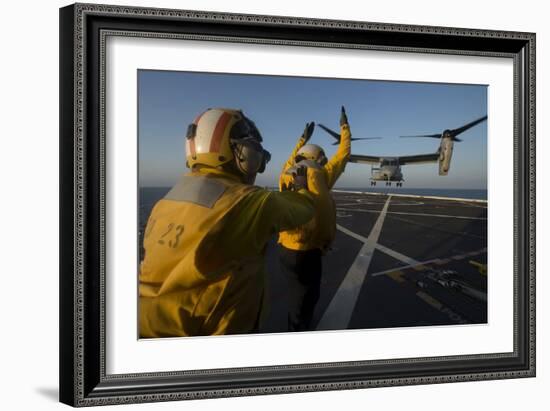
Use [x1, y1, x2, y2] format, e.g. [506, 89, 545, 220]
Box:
[139, 108, 316, 337]
[278, 106, 352, 331]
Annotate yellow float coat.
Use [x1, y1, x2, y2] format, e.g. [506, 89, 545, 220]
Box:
[278, 124, 351, 251]
[139, 168, 315, 337]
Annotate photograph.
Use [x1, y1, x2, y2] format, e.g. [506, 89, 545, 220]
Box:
[57, 2, 535, 406]
[137, 70, 488, 338]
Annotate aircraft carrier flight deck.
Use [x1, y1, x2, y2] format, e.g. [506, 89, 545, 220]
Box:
[139, 188, 488, 333]
[262, 190, 488, 333]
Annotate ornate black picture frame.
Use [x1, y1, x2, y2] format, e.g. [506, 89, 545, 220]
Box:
[59, 3, 535, 407]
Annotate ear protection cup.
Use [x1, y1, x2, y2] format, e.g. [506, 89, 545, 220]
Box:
[232, 139, 271, 176]
[258, 150, 271, 173]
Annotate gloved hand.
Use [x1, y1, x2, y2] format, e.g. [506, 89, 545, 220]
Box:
[340, 106, 348, 126]
[300, 122, 315, 144]
[291, 165, 308, 191]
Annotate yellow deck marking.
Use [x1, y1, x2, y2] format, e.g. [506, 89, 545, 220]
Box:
[416, 291, 443, 310]
[386, 271, 406, 283]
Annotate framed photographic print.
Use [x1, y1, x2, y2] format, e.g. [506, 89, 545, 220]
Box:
[59, 2, 535, 407]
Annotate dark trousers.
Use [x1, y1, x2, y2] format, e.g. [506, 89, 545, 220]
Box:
[278, 247, 322, 332]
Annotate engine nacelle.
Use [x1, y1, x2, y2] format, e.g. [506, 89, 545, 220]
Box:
[438, 137, 454, 176]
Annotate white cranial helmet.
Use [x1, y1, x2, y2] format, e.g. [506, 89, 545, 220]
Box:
[295, 144, 328, 166]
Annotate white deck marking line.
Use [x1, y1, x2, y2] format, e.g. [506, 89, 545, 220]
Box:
[336, 223, 368, 242]
[316, 196, 392, 330]
[332, 189, 488, 204]
[336, 225, 420, 266]
[459, 201, 487, 209]
[375, 244, 421, 266]
[336, 207, 487, 221]
[336, 200, 425, 207]
[370, 248, 487, 277]
[371, 260, 441, 277]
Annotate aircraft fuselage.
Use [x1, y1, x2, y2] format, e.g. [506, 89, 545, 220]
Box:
[371, 161, 403, 182]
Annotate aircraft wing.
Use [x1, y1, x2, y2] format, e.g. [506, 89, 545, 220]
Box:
[349, 154, 382, 164]
[397, 153, 440, 165]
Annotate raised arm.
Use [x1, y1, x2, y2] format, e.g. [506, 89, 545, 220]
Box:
[223, 186, 315, 257]
[262, 189, 315, 233]
[279, 122, 315, 190]
[324, 107, 351, 189]
[195, 184, 315, 274]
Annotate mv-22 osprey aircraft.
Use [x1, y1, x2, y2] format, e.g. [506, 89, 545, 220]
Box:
[319, 115, 487, 187]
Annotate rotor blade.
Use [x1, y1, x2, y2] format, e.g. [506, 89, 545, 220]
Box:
[320, 123, 384, 144]
[400, 134, 441, 139]
[333, 137, 382, 145]
[450, 115, 487, 137]
[318, 124, 341, 141]
[452, 137, 463, 142]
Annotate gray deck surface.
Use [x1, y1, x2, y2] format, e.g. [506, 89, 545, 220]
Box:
[262, 192, 487, 333]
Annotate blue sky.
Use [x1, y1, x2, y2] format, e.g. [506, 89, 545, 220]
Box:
[138, 70, 487, 189]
